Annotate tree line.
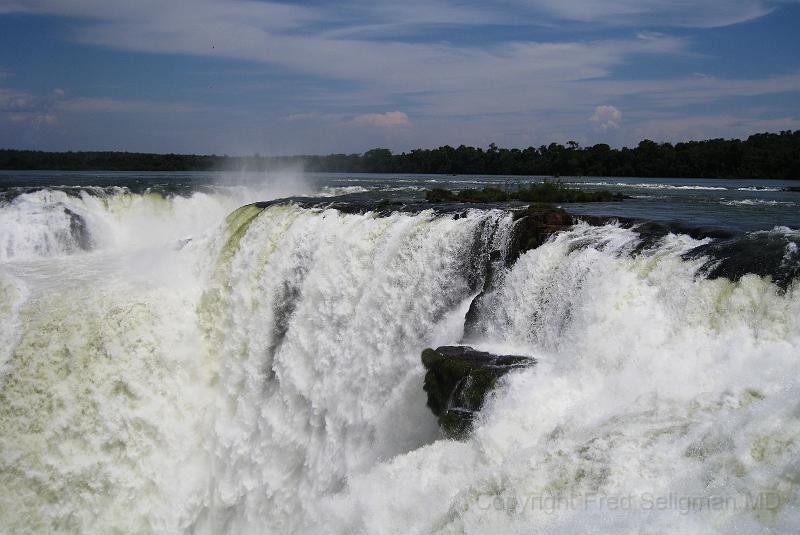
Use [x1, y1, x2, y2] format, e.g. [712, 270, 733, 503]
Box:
[1, 130, 798, 179]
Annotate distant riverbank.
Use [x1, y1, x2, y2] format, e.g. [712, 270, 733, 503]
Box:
[2, 130, 798, 179]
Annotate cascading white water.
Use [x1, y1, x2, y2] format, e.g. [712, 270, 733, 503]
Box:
[318, 224, 800, 534]
[0, 191, 798, 534]
[198, 205, 513, 534]
[0, 182, 313, 261]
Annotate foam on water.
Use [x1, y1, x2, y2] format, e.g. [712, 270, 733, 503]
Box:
[721, 199, 796, 207]
[317, 185, 372, 196]
[736, 187, 784, 192]
[0, 192, 798, 534]
[0, 271, 26, 376]
[567, 181, 730, 191]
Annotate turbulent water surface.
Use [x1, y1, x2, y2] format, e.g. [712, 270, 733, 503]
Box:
[0, 171, 798, 534]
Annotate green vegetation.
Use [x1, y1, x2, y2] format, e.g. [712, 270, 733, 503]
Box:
[1, 130, 798, 178]
[425, 181, 627, 204]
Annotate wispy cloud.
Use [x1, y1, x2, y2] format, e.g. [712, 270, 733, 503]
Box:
[630, 112, 800, 142]
[0, 2, 754, 116]
[0, 85, 61, 126]
[511, 0, 791, 28]
[353, 111, 410, 128]
[0, 0, 798, 151]
[0, 1, 698, 124]
[58, 96, 205, 114]
[0, 83, 207, 128]
[0, 1, 686, 86]
[583, 72, 800, 107]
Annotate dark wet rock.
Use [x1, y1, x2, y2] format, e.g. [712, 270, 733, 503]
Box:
[253, 197, 420, 216]
[64, 207, 92, 250]
[175, 237, 193, 250]
[506, 214, 737, 256]
[505, 204, 622, 263]
[506, 204, 576, 263]
[460, 216, 512, 298]
[785, 186, 800, 193]
[651, 221, 735, 241]
[628, 220, 736, 253]
[374, 198, 404, 210]
[421, 346, 535, 439]
[683, 230, 800, 290]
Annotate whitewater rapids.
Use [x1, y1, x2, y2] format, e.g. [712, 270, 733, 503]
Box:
[0, 185, 798, 534]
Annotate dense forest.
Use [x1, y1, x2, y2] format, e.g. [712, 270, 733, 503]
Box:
[1, 130, 798, 179]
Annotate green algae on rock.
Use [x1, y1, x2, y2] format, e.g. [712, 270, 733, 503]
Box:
[421, 346, 535, 439]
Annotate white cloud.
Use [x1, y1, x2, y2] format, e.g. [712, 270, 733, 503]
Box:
[590, 105, 622, 130]
[8, 112, 57, 125]
[5, 0, 793, 32]
[0, 1, 698, 135]
[0, 85, 58, 126]
[514, 0, 785, 28]
[1, 0, 798, 151]
[57, 96, 203, 114]
[353, 111, 410, 128]
[0, 1, 686, 90]
[583, 72, 800, 108]
[630, 113, 800, 142]
[0, 82, 205, 130]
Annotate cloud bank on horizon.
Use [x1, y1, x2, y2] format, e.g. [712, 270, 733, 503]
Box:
[0, 0, 798, 154]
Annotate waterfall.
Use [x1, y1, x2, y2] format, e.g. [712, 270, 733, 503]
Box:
[0, 193, 798, 534]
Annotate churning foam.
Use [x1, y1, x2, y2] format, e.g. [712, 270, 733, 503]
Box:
[0, 196, 798, 534]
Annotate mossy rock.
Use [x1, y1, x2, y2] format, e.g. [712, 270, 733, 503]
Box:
[425, 188, 457, 203]
[421, 346, 535, 439]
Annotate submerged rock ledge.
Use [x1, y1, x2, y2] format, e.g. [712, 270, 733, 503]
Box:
[421, 346, 535, 439]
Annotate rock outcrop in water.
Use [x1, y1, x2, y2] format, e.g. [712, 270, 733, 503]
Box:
[683, 230, 800, 290]
[506, 203, 624, 262]
[421, 346, 535, 439]
[507, 204, 575, 261]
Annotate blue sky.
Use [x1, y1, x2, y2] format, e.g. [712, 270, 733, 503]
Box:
[0, 0, 799, 155]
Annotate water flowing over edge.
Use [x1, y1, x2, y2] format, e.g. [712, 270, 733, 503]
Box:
[0, 186, 798, 534]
